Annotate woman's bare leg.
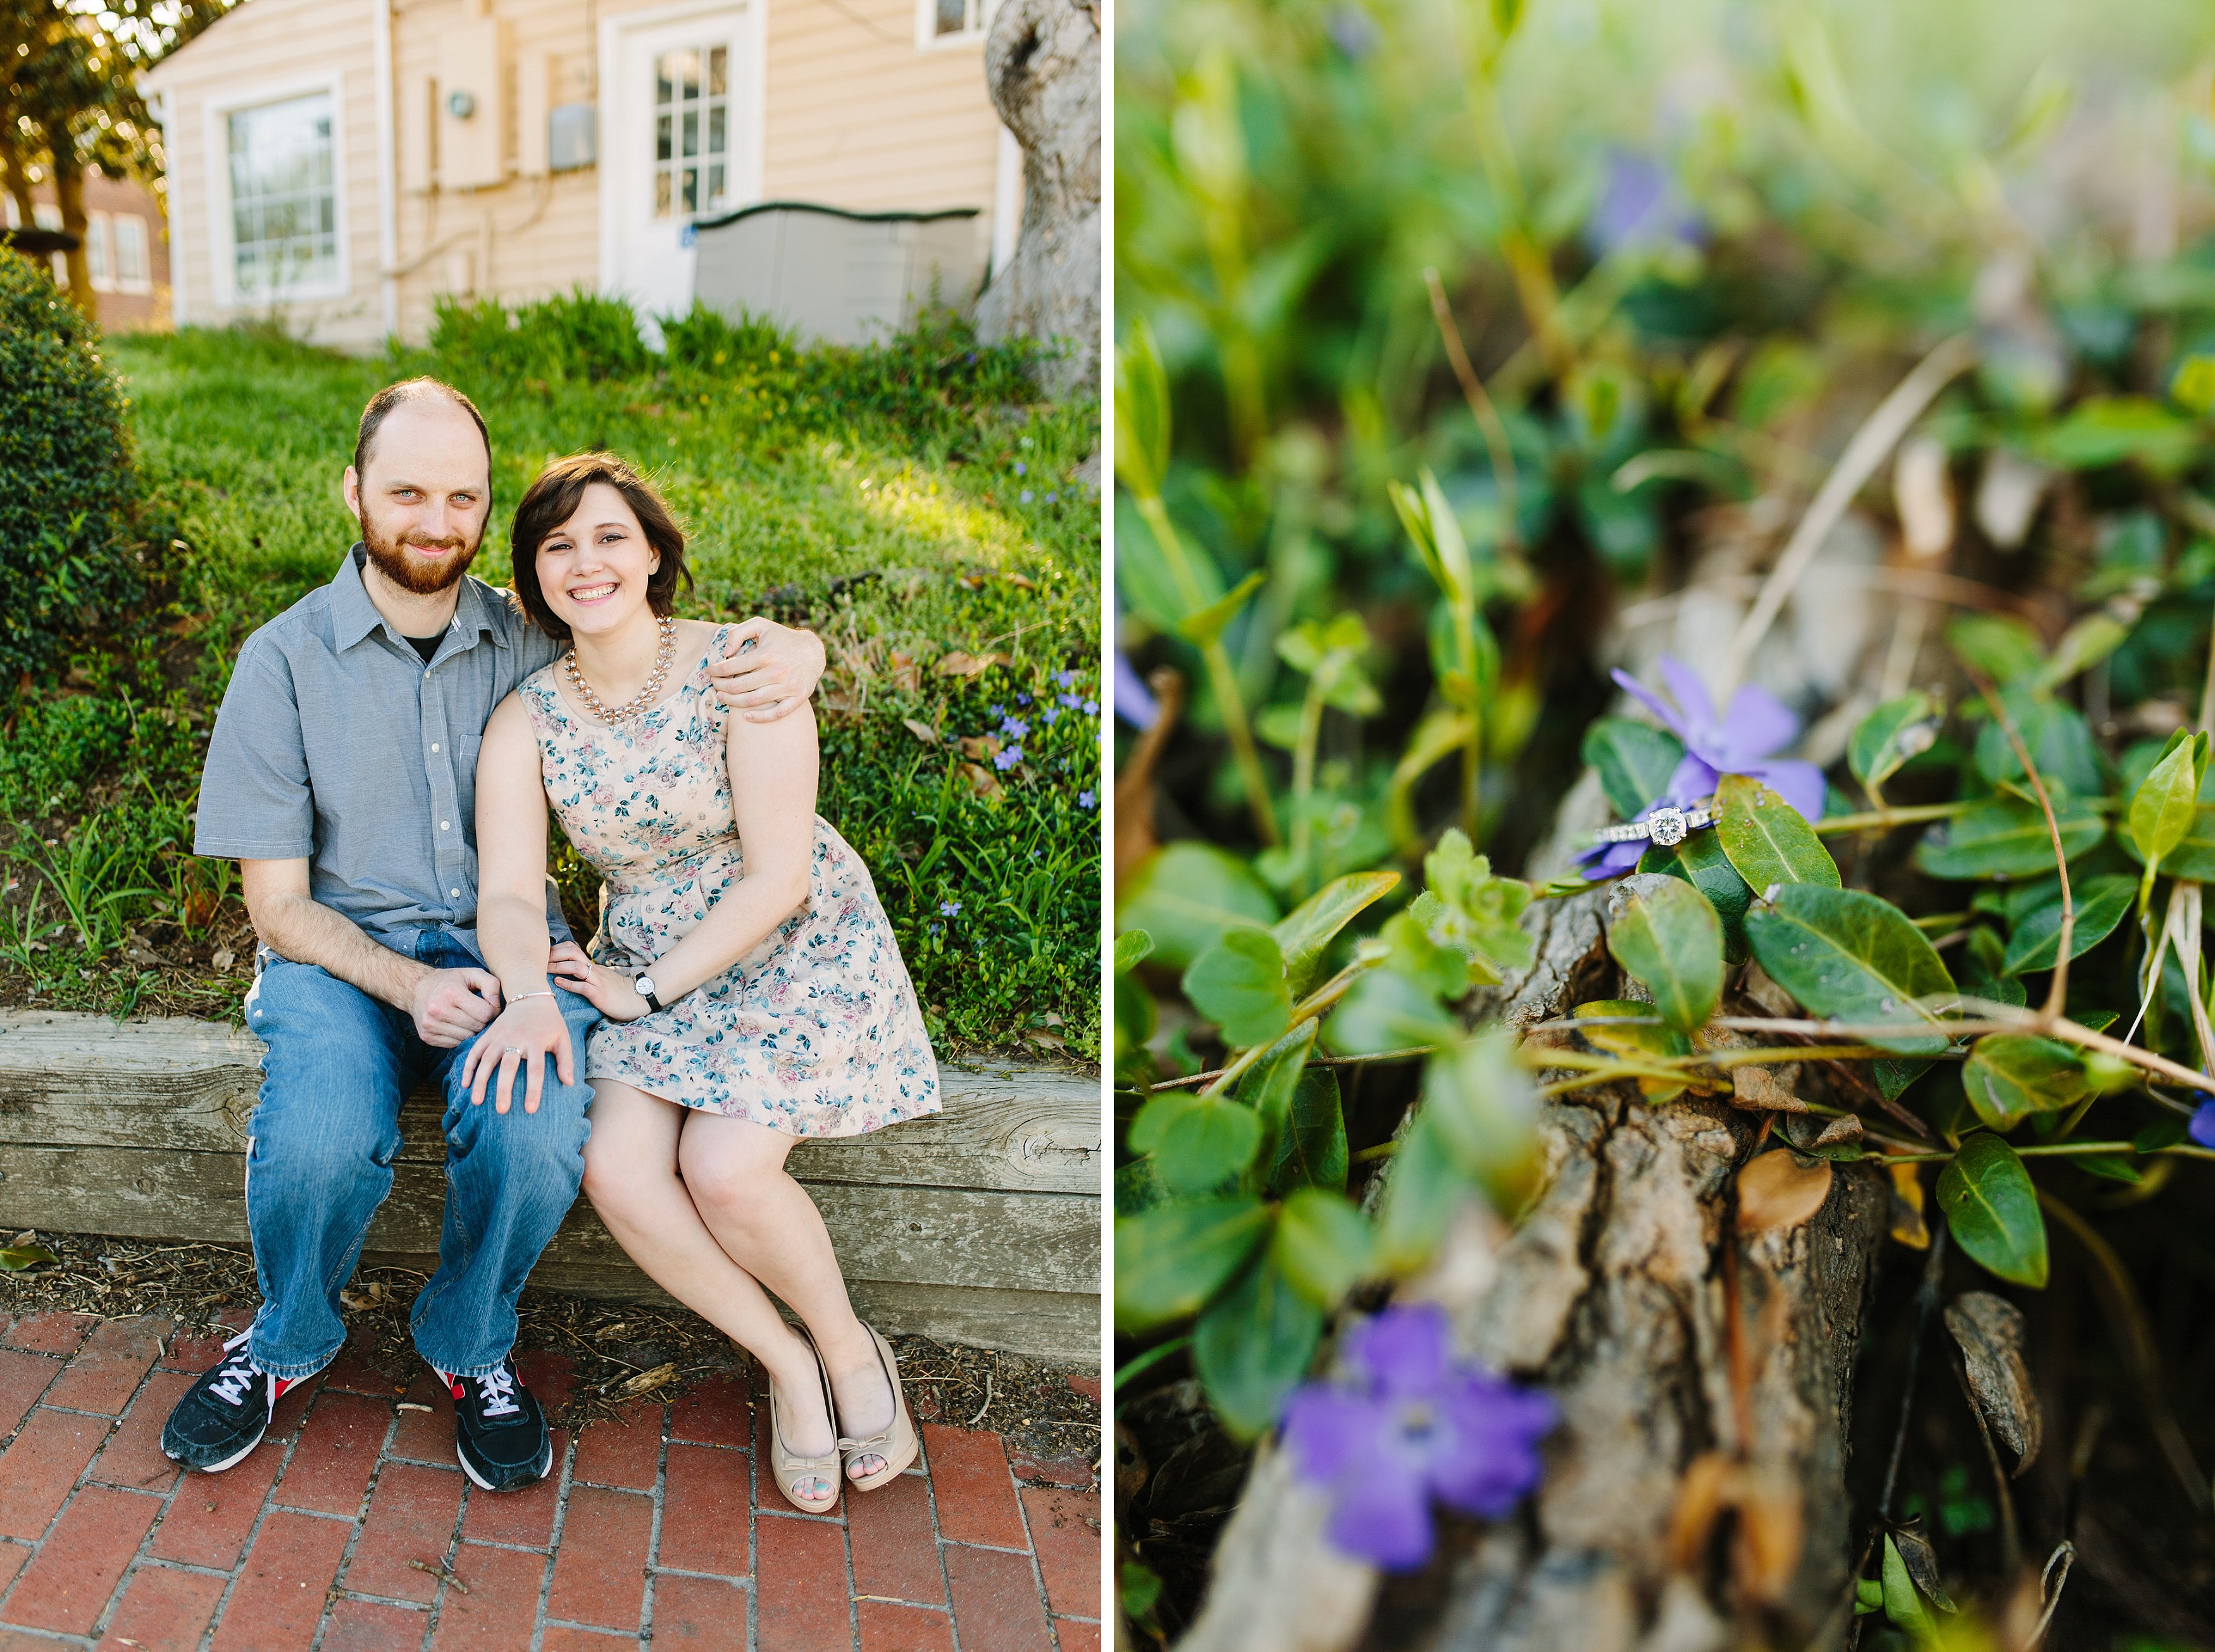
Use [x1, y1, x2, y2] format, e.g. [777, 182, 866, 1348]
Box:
[579, 1081, 838, 1496]
[675, 1111, 897, 1480]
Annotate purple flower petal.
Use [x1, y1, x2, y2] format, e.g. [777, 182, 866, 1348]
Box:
[1610, 667, 1687, 740]
[1428, 1378, 1556, 1518]
[1713, 682, 1800, 768]
[1657, 657, 1718, 738]
[1665, 754, 1721, 807]
[1578, 839, 1645, 880]
[1322, 1458, 1438, 1571]
[1283, 1387, 1387, 1484]
[1344, 1304, 1451, 1400]
[1114, 653, 1159, 730]
[2191, 1099, 2215, 1150]
[1738, 759, 1828, 823]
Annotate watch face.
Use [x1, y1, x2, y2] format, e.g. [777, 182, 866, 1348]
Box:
[636, 975, 657, 1000]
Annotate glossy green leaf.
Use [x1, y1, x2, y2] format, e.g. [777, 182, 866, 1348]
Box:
[1914, 796, 2106, 880]
[1113, 1197, 1271, 1333]
[1849, 692, 1937, 792]
[1973, 689, 2102, 798]
[1715, 773, 1840, 895]
[1324, 966, 1460, 1054]
[1946, 613, 2044, 686]
[1113, 930, 1156, 973]
[2126, 803, 2215, 880]
[0, 1243, 57, 1271]
[1268, 1066, 1349, 1194]
[1240, 1019, 1319, 1143]
[1183, 929, 1293, 1049]
[1937, 1134, 2049, 1288]
[1962, 1036, 2090, 1131]
[1607, 876, 1724, 1032]
[1639, 830, 1752, 961]
[1422, 1033, 1543, 1214]
[1193, 1249, 1325, 1438]
[1744, 885, 1956, 1054]
[1113, 319, 1171, 499]
[2031, 394, 2199, 475]
[1272, 1187, 1376, 1305]
[2128, 730, 2206, 868]
[1416, 830, 1535, 982]
[1271, 872, 1400, 992]
[1881, 1534, 1938, 1637]
[1582, 716, 1685, 819]
[2031, 611, 2131, 692]
[2000, 875, 2134, 976]
[1375, 1109, 1464, 1270]
[1380, 909, 1472, 998]
[1118, 842, 1279, 970]
[1128, 1091, 1264, 1195]
[1175, 570, 1267, 648]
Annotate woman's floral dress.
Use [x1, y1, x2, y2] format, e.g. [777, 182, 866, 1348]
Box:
[518, 626, 940, 1136]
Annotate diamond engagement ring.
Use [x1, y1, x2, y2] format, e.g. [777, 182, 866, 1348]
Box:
[1590, 801, 1716, 849]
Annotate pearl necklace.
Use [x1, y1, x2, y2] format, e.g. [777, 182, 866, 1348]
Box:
[565, 613, 677, 723]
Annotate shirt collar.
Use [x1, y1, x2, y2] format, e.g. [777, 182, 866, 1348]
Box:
[330, 544, 512, 653]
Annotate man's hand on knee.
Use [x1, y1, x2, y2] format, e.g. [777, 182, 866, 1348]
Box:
[414, 967, 502, 1047]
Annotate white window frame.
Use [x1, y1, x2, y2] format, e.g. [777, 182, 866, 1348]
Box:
[915, 0, 994, 49]
[202, 71, 351, 308]
[85, 210, 114, 291]
[111, 213, 153, 294]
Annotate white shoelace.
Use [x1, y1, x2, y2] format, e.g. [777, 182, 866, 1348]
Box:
[474, 1367, 521, 1419]
[207, 1327, 263, 1408]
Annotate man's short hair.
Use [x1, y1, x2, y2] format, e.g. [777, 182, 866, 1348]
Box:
[354, 379, 491, 480]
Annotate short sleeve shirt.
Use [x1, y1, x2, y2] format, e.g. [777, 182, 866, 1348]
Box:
[195, 545, 571, 953]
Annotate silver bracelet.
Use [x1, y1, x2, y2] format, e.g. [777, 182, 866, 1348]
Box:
[507, 989, 556, 1004]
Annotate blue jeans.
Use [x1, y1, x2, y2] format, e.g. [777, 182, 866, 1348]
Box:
[240, 931, 599, 1379]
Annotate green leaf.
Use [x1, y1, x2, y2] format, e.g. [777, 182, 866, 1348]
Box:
[1381, 908, 1472, 998]
[1607, 876, 1724, 1032]
[1271, 872, 1401, 992]
[2000, 875, 2135, 976]
[1422, 1033, 1542, 1214]
[1193, 1249, 1325, 1438]
[1582, 717, 1686, 819]
[1418, 830, 1535, 982]
[1120, 842, 1280, 971]
[1849, 692, 1937, 792]
[1268, 1065, 1349, 1194]
[1915, 796, 2106, 880]
[1113, 1197, 1271, 1333]
[1639, 830, 1752, 961]
[1113, 930, 1156, 973]
[1573, 998, 1692, 1102]
[1375, 1108, 1464, 1270]
[0, 1242, 58, 1271]
[2031, 394, 2199, 475]
[1183, 929, 1293, 1049]
[1973, 689, 2103, 798]
[1324, 967, 1460, 1054]
[1937, 1134, 2049, 1287]
[1128, 1091, 1264, 1195]
[1113, 319, 1171, 499]
[1855, 1577, 1883, 1615]
[1175, 570, 1267, 648]
[1272, 1187, 1376, 1305]
[1744, 885, 1956, 1054]
[1714, 773, 1840, 895]
[1946, 613, 2043, 686]
[1961, 1036, 2090, 1132]
[2030, 611, 2131, 692]
[2130, 803, 2215, 880]
[2128, 730, 2206, 868]
[1881, 1534, 1938, 1637]
[1240, 1019, 1319, 1144]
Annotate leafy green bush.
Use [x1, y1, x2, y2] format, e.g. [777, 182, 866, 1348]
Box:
[0, 249, 145, 679]
[428, 289, 654, 382]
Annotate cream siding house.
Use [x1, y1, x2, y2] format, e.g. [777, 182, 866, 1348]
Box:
[142, 0, 1013, 350]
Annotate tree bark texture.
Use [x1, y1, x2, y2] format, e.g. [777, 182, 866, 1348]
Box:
[53, 150, 89, 308]
[1176, 884, 1892, 1652]
[976, 0, 1100, 398]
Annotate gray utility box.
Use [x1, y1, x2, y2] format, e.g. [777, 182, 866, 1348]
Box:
[690, 201, 984, 346]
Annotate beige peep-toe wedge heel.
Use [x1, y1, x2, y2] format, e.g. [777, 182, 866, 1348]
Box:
[768, 1337, 842, 1513]
[835, 1323, 920, 1493]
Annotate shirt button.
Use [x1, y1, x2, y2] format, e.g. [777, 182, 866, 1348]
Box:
[451, 888, 461, 898]
[431, 743, 440, 753]
[440, 821, 451, 830]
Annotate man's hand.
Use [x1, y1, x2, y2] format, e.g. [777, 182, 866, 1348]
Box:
[413, 967, 503, 1047]
[708, 616, 827, 723]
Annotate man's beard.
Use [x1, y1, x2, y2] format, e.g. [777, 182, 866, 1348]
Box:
[361, 512, 482, 596]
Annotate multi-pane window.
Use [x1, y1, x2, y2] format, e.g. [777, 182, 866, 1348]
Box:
[113, 214, 150, 291]
[653, 46, 729, 221]
[227, 91, 338, 295]
[923, 0, 989, 42]
[85, 212, 112, 286]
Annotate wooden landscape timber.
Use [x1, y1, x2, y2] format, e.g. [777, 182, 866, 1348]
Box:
[0, 1011, 1102, 1363]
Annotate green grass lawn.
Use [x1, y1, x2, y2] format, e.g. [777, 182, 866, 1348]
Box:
[0, 306, 1102, 1060]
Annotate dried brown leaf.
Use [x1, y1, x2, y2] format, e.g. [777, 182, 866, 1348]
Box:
[1735, 1149, 1833, 1233]
[1888, 1161, 1931, 1250]
[959, 762, 1003, 799]
[1730, 1063, 1807, 1112]
[935, 650, 1012, 679]
[1733, 1476, 1804, 1604]
[901, 718, 940, 745]
[1665, 1449, 1734, 1572]
[1887, 1518, 1957, 1611]
[1944, 1291, 2041, 1472]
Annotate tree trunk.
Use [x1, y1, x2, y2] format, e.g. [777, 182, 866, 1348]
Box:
[0, 104, 38, 232]
[50, 147, 91, 311]
[975, 0, 1100, 399]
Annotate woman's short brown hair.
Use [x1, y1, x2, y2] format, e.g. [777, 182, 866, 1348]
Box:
[508, 452, 696, 641]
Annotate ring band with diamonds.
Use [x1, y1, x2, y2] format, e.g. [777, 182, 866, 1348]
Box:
[1591, 802, 1715, 849]
[503, 1044, 525, 1056]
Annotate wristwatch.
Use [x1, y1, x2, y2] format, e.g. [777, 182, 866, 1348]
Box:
[634, 973, 666, 1014]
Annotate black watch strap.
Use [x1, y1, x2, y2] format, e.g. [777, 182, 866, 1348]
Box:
[635, 975, 666, 1014]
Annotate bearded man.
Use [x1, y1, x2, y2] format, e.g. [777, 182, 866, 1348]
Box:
[163, 379, 827, 1490]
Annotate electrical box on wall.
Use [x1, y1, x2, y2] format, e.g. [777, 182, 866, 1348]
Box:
[436, 15, 508, 190]
[549, 104, 596, 172]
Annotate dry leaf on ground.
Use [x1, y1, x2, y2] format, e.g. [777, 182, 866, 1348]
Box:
[1735, 1149, 1833, 1232]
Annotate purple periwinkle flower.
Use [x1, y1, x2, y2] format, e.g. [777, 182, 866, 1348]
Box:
[1014, 461, 1028, 475]
[1283, 1305, 1554, 1572]
[995, 746, 1023, 770]
[1001, 716, 1032, 738]
[939, 900, 962, 917]
[1078, 789, 1095, 809]
[1587, 151, 1705, 256]
[1579, 656, 1825, 880]
[1114, 654, 1158, 730]
[1021, 489, 1036, 503]
[2191, 1098, 2215, 1149]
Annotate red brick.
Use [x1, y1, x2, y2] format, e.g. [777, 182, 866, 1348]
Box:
[88, 1368, 194, 1492]
[1009, 1449, 1094, 1489]
[1053, 1620, 1101, 1652]
[43, 1315, 167, 1415]
[345, 1460, 466, 1603]
[273, 1390, 389, 1514]
[323, 1598, 430, 1652]
[97, 1563, 228, 1652]
[428, 1541, 547, 1651]
[847, 1471, 944, 1606]
[545, 1485, 652, 1631]
[0, 1349, 57, 1437]
[147, 1433, 284, 1568]
[650, 1572, 751, 1649]
[541, 1630, 635, 1650]
[1020, 1486, 1099, 1618]
[158, 1311, 252, 1372]
[670, 1368, 751, 1446]
[0, 1539, 27, 1591]
[458, 1429, 567, 1548]
[756, 1512, 851, 1652]
[1066, 1374, 1101, 1405]
[210, 1509, 353, 1652]
[0, 1407, 108, 1538]
[658, 1442, 749, 1575]
[943, 1544, 1054, 1652]
[573, 1397, 663, 1489]
[1, 1311, 94, 1355]
[323, 1326, 404, 1396]
[392, 1369, 452, 1461]
[4, 1486, 161, 1634]
[859, 1599, 956, 1652]
[517, 1348, 576, 1412]
[920, 1426, 1025, 1549]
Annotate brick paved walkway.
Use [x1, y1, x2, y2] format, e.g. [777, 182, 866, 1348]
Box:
[0, 1311, 1101, 1650]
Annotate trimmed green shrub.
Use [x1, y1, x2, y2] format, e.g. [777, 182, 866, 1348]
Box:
[428, 289, 654, 382]
[0, 249, 143, 680]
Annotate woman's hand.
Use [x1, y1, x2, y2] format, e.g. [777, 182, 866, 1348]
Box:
[549, 940, 652, 1022]
[458, 991, 574, 1115]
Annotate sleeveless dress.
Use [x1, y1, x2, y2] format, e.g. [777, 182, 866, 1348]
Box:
[518, 625, 940, 1136]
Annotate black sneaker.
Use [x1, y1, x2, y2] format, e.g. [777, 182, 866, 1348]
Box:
[440, 1359, 552, 1492]
[161, 1330, 314, 1472]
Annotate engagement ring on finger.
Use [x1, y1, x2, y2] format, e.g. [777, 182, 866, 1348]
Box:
[503, 1044, 525, 1056]
[1591, 801, 1716, 849]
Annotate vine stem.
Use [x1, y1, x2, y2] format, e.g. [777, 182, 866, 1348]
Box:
[1964, 661, 2075, 1018]
[1197, 960, 1376, 1099]
[1423, 267, 1519, 556]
